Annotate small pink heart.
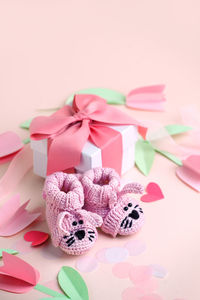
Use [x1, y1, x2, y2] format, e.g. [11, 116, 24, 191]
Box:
[24, 231, 49, 246]
[141, 182, 164, 203]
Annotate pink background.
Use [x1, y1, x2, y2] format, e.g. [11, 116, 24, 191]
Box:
[0, 1, 200, 299]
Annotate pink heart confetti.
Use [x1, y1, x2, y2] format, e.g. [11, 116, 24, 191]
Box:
[112, 262, 133, 278]
[122, 279, 159, 300]
[124, 239, 146, 256]
[136, 278, 158, 294]
[0, 131, 23, 164]
[176, 155, 200, 192]
[122, 286, 143, 300]
[24, 231, 49, 246]
[76, 256, 99, 272]
[150, 264, 168, 279]
[129, 266, 152, 284]
[141, 183, 164, 203]
[139, 294, 163, 300]
[95, 248, 108, 263]
[95, 247, 129, 264]
[105, 247, 129, 263]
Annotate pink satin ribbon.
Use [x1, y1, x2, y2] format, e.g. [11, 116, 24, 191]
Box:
[30, 94, 146, 175]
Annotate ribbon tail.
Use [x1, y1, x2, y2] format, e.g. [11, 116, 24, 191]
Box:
[46, 120, 90, 175]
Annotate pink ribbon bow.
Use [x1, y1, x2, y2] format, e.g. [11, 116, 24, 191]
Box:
[30, 94, 146, 175]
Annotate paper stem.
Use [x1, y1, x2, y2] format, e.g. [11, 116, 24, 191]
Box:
[154, 148, 183, 166]
[34, 283, 66, 298]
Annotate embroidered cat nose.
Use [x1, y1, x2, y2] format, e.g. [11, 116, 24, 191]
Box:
[75, 230, 85, 240]
[129, 210, 140, 220]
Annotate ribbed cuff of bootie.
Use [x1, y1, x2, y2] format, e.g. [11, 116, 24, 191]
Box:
[43, 172, 84, 210]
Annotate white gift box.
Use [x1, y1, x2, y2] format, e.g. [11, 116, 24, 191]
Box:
[30, 125, 138, 177]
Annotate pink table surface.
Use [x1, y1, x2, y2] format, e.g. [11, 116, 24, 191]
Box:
[0, 1, 200, 299]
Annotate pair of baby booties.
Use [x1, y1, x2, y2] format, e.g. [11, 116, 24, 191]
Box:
[43, 167, 144, 255]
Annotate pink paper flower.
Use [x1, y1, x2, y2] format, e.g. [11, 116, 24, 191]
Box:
[126, 85, 166, 111]
[0, 251, 40, 293]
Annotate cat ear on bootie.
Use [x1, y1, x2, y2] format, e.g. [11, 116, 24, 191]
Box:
[54, 209, 101, 255]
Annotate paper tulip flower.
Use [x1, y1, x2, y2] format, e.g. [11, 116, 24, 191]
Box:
[35, 266, 89, 299]
[126, 85, 166, 111]
[0, 252, 89, 299]
[0, 194, 41, 236]
[0, 251, 40, 293]
[65, 85, 166, 111]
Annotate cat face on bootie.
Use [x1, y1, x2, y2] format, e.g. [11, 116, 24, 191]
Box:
[101, 195, 144, 237]
[54, 210, 102, 255]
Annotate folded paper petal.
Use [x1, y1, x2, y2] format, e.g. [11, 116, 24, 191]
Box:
[0, 194, 20, 225]
[176, 155, 200, 192]
[0, 145, 33, 197]
[30, 94, 146, 175]
[126, 85, 166, 111]
[0, 195, 41, 237]
[0, 252, 40, 293]
[0, 131, 24, 164]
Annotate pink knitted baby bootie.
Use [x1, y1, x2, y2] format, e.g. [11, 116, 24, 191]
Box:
[81, 167, 144, 237]
[43, 172, 102, 255]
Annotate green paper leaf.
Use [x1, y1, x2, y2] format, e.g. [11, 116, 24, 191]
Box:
[23, 137, 30, 144]
[135, 140, 155, 176]
[154, 148, 183, 166]
[58, 266, 89, 300]
[165, 124, 192, 136]
[0, 248, 18, 258]
[20, 119, 32, 130]
[34, 284, 65, 298]
[66, 88, 126, 105]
